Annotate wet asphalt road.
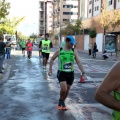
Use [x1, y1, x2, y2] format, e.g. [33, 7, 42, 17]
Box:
[0, 46, 115, 120]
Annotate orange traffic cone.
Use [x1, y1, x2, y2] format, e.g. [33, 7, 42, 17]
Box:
[79, 75, 85, 83]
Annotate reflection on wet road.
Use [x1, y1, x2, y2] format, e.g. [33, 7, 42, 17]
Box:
[0, 50, 112, 120]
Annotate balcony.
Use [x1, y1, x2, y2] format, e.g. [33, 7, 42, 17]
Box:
[39, 7, 44, 11]
[52, 11, 56, 16]
[52, 0, 57, 4]
[51, 24, 55, 28]
[57, 22, 60, 25]
[57, 8, 60, 12]
[40, 27, 44, 30]
[39, 17, 44, 20]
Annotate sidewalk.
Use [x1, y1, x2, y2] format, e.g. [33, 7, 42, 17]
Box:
[53, 46, 118, 61]
[77, 50, 118, 62]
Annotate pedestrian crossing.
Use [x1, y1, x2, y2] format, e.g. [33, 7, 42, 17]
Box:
[50, 60, 111, 74]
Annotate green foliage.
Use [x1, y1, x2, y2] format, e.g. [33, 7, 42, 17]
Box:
[54, 34, 58, 40]
[17, 32, 28, 40]
[0, 17, 25, 34]
[29, 33, 37, 40]
[0, 0, 10, 20]
[60, 19, 82, 36]
[99, 1, 120, 32]
[89, 27, 97, 38]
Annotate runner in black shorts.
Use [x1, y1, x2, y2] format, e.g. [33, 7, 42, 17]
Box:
[39, 33, 53, 71]
[42, 52, 50, 61]
[57, 70, 74, 85]
[48, 36, 87, 110]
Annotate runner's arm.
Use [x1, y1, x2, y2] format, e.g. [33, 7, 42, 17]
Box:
[74, 49, 85, 74]
[39, 41, 42, 48]
[48, 49, 59, 75]
[95, 62, 120, 111]
[50, 41, 53, 48]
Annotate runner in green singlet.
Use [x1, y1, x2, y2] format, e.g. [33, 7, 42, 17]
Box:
[95, 62, 120, 120]
[20, 40, 26, 56]
[48, 36, 86, 110]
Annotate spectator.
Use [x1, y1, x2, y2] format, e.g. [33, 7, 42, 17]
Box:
[103, 50, 108, 60]
[92, 42, 97, 58]
[6, 38, 12, 59]
[88, 43, 92, 55]
[0, 36, 6, 74]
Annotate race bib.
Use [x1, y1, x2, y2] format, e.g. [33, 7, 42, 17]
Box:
[43, 47, 48, 50]
[63, 62, 72, 71]
[43, 44, 48, 50]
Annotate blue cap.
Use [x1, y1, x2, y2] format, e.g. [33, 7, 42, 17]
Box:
[66, 36, 76, 45]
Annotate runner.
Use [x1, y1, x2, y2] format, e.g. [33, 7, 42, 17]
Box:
[20, 40, 26, 56]
[38, 37, 44, 61]
[39, 33, 53, 71]
[26, 39, 33, 59]
[48, 36, 86, 110]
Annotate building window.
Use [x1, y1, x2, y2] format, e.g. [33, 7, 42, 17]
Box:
[74, 5, 78, 8]
[108, 0, 112, 5]
[89, 1, 92, 4]
[97, 6, 99, 10]
[63, 5, 73, 8]
[63, 12, 78, 15]
[95, 6, 99, 11]
[89, 9, 91, 13]
[63, 19, 69, 21]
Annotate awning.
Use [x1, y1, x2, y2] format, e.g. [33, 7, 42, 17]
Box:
[107, 31, 120, 35]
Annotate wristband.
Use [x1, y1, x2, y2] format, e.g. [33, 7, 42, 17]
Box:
[82, 72, 85, 75]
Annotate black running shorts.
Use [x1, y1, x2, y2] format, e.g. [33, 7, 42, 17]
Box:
[22, 48, 25, 51]
[57, 70, 74, 85]
[42, 52, 50, 60]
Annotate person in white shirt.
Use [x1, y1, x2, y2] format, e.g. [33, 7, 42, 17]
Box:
[103, 50, 108, 60]
[88, 43, 92, 55]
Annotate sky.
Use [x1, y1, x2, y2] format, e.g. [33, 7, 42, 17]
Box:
[6, 0, 39, 36]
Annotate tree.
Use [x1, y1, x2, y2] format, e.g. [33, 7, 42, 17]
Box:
[98, 2, 120, 32]
[89, 27, 97, 49]
[0, 17, 25, 34]
[74, 19, 82, 35]
[0, 0, 10, 20]
[29, 33, 37, 40]
[60, 19, 82, 36]
[98, 2, 120, 52]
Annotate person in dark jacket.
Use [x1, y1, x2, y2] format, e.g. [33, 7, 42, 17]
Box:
[92, 42, 97, 58]
[0, 36, 6, 74]
[6, 38, 12, 59]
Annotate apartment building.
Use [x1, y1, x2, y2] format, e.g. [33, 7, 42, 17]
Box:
[39, 0, 53, 35]
[87, 0, 120, 18]
[87, 0, 101, 18]
[116, 0, 120, 9]
[52, 0, 78, 34]
[82, 0, 120, 52]
[78, 0, 88, 19]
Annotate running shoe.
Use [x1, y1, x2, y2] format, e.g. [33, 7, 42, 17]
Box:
[57, 100, 62, 110]
[43, 67, 46, 72]
[61, 101, 68, 110]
